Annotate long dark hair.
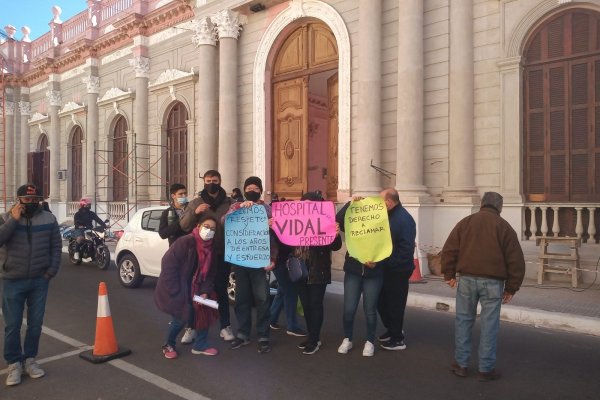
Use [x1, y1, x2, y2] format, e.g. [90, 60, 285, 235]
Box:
[197, 211, 224, 254]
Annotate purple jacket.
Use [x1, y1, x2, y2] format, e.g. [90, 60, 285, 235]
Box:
[154, 234, 217, 321]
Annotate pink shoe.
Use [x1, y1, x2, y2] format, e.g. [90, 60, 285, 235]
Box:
[162, 344, 178, 359]
[191, 347, 219, 356]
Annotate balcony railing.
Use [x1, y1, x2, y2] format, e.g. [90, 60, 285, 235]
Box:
[524, 203, 599, 244]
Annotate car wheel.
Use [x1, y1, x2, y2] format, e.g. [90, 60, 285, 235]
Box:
[118, 254, 144, 288]
[96, 246, 111, 270]
[227, 271, 236, 304]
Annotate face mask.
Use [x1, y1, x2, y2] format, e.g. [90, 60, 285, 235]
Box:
[199, 227, 215, 241]
[244, 191, 261, 202]
[204, 183, 220, 194]
[22, 202, 40, 217]
[176, 197, 188, 205]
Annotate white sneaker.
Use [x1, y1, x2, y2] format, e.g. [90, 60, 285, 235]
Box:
[220, 326, 235, 341]
[181, 328, 196, 344]
[6, 361, 22, 386]
[337, 338, 353, 354]
[362, 341, 375, 357]
[24, 358, 45, 378]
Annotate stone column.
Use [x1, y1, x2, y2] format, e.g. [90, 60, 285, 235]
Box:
[5, 98, 14, 196]
[443, 0, 478, 201]
[47, 87, 62, 201]
[129, 55, 150, 201]
[354, 0, 382, 196]
[396, 0, 428, 201]
[192, 17, 218, 190]
[19, 96, 31, 184]
[83, 73, 100, 199]
[213, 10, 245, 191]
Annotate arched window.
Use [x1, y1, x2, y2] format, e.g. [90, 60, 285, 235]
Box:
[166, 102, 188, 189]
[70, 127, 83, 201]
[112, 116, 128, 201]
[524, 9, 600, 202]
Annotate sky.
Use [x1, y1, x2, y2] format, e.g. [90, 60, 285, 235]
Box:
[0, 0, 85, 41]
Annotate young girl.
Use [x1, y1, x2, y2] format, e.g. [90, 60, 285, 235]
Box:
[154, 212, 221, 358]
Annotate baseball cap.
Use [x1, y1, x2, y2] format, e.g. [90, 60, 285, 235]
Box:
[16, 184, 43, 198]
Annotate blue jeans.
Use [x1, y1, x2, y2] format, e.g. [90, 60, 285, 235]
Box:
[232, 266, 270, 341]
[342, 272, 383, 343]
[166, 317, 209, 351]
[269, 264, 302, 331]
[3, 277, 50, 364]
[455, 276, 503, 373]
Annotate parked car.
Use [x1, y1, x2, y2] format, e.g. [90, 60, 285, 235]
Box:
[115, 206, 276, 302]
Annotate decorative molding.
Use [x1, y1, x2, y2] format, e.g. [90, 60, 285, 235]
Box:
[46, 90, 62, 107]
[129, 56, 150, 78]
[82, 75, 100, 94]
[149, 68, 195, 89]
[4, 102, 15, 116]
[19, 101, 31, 116]
[29, 112, 49, 124]
[212, 9, 246, 40]
[59, 101, 85, 115]
[191, 17, 217, 47]
[155, 0, 174, 8]
[61, 65, 85, 82]
[253, 0, 351, 191]
[101, 46, 134, 65]
[98, 87, 134, 105]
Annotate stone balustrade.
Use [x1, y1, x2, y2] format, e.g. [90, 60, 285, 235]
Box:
[524, 203, 599, 244]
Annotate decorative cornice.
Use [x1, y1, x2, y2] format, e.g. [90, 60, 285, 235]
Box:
[98, 87, 133, 104]
[19, 101, 31, 116]
[46, 90, 62, 107]
[149, 68, 195, 88]
[59, 101, 85, 115]
[29, 112, 49, 124]
[212, 10, 246, 40]
[129, 56, 150, 78]
[191, 17, 217, 47]
[82, 75, 100, 94]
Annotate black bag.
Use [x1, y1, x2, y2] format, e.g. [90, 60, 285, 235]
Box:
[287, 256, 308, 282]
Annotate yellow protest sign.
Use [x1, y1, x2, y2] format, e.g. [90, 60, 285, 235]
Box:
[344, 197, 392, 263]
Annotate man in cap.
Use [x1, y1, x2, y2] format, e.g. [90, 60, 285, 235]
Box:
[0, 184, 61, 386]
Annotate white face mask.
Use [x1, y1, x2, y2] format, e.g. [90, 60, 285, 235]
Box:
[199, 226, 215, 241]
[176, 197, 188, 205]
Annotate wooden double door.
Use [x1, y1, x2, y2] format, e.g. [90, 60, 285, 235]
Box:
[272, 22, 339, 200]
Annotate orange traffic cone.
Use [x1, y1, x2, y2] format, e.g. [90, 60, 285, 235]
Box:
[80, 282, 131, 363]
[409, 248, 426, 284]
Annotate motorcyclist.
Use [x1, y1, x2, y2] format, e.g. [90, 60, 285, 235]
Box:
[73, 198, 107, 260]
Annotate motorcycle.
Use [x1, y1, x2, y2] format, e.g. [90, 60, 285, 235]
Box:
[67, 221, 111, 270]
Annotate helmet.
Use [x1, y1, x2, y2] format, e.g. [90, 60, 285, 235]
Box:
[79, 198, 92, 208]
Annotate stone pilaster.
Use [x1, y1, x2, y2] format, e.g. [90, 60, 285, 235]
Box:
[129, 55, 150, 200]
[47, 88, 62, 201]
[354, 0, 382, 196]
[213, 9, 245, 190]
[83, 74, 100, 198]
[5, 100, 15, 196]
[19, 97, 31, 184]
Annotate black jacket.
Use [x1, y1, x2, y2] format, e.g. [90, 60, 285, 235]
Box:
[159, 205, 187, 246]
[74, 208, 106, 230]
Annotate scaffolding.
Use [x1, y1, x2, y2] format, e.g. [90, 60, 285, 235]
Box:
[0, 28, 10, 213]
[92, 134, 169, 229]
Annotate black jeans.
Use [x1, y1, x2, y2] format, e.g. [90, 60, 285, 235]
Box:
[377, 268, 412, 342]
[214, 259, 231, 329]
[232, 265, 270, 341]
[297, 283, 327, 345]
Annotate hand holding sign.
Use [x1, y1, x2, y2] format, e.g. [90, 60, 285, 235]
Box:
[271, 201, 337, 246]
[344, 197, 392, 263]
[224, 205, 271, 268]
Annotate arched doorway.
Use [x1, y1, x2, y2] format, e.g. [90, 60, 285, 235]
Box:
[166, 101, 188, 190]
[112, 116, 128, 201]
[27, 134, 50, 198]
[271, 21, 338, 200]
[70, 126, 83, 201]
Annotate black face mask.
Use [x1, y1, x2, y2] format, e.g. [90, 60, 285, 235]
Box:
[204, 183, 220, 195]
[244, 191, 261, 202]
[22, 202, 40, 217]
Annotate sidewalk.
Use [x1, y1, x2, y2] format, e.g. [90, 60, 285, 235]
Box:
[330, 269, 600, 337]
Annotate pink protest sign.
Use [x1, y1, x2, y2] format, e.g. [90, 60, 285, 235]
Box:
[271, 201, 337, 246]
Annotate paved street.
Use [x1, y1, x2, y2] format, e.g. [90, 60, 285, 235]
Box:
[0, 255, 599, 400]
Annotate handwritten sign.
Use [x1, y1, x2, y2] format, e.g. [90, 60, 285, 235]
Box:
[272, 201, 337, 246]
[344, 197, 392, 263]
[224, 205, 271, 268]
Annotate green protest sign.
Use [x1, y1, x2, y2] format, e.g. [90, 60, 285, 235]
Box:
[344, 197, 392, 263]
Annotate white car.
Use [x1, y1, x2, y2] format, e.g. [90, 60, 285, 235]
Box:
[115, 206, 169, 288]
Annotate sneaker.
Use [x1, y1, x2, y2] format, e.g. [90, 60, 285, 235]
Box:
[337, 338, 353, 354]
[302, 342, 320, 355]
[451, 361, 468, 378]
[286, 328, 308, 337]
[298, 340, 322, 350]
[362, 341, 375, 357]
[181, 328, 197, 344]
[380, 340, 407, 351]
[378, 331, 391, 343]
[5, 361, 22, 386]
[24, 358, 45, 378]
[220, 326, 235, 341]
[230, 337, 250, 349]
[191, 347, 219, 356]
[269, 323, 282, 330]
[258, 341, 272, 354]
[478, 370, 501, 382]
[162, 344, 178, 359]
